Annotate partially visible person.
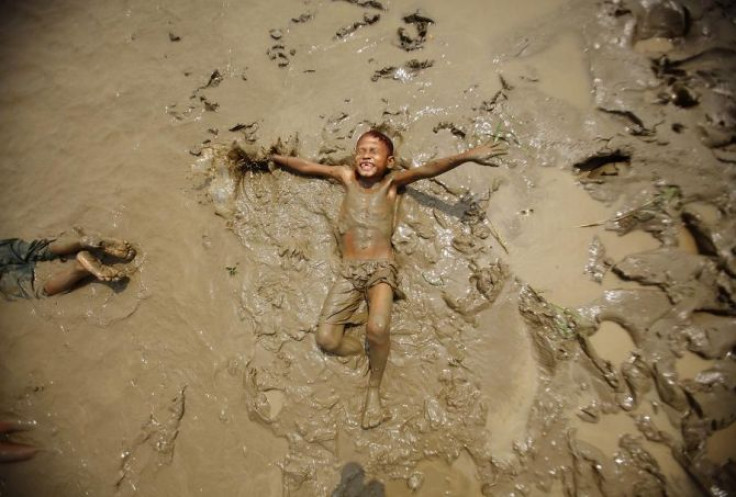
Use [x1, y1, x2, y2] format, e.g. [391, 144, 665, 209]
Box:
[0, 232, 136, 299]
[0, 420, 38, 463]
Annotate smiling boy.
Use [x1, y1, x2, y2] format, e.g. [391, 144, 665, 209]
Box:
[271, 130, 505, 428]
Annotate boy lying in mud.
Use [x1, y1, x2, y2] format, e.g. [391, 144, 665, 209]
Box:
[0, 233, 136, 299]
[271, 130, 505, 428]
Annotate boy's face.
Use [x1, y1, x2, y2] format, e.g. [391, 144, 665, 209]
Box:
[354, 136, 394, 180]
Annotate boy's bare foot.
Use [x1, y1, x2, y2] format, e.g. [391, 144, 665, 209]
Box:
[76, 251, 124, 282]
[361, 386, 384, 429]
[80, 235, 136, 260]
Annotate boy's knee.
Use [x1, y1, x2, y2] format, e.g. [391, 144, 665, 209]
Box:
[315, 326, 340, 352]
[365, 319, 389, 345]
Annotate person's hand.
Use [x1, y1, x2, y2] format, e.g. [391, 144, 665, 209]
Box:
[465, 142, 507, 166]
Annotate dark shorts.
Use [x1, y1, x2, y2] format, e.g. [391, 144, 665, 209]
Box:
[0, 238, 57, 299]
[318, 259, 403, 326]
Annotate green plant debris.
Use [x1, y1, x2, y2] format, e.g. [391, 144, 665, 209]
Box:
[226, 264, 239, 276]
[489, 120, 520, 146]
[548, 302, 584, 340]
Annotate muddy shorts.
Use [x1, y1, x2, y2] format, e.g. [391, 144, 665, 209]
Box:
[0, 238, 57, 299]
[318, 259, 403, 326]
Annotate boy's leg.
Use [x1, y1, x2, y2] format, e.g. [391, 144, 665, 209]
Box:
[48, 235, 135, 260]
[362, 282, 393, 429]
[43, 251, 123, 296]
[42, 261, 90, 296]
[315, 273, 364, 356]
[316, 323, 363, 356]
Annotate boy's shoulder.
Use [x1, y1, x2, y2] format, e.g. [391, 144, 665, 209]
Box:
[334, 164, 354, 182]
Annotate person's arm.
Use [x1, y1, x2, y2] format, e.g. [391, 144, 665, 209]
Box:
[392, 142, 506, 187]
[271, 154, 346, 182]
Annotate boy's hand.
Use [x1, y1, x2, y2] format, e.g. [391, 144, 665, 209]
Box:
[465, 142, 508, 166]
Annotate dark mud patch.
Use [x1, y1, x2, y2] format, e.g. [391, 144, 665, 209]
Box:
[371, 59, 434, 82]
[335, 12, 380, 39]
[397, 11, 434, 52]
[334, 0, 386, 11]
[573, 149, 631, 172]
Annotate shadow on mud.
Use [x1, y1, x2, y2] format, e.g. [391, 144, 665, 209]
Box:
[331, 462, 385, 497]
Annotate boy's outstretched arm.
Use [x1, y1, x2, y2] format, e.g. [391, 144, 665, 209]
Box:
[271, 154, 346, 182]
[392, 142, 506, 187]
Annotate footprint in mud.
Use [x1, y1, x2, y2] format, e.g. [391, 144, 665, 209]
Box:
[396, 11, 434, 51]
[267, 43, 293, 68]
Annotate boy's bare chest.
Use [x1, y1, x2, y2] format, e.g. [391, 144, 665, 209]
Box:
[338, 184, 397, 232]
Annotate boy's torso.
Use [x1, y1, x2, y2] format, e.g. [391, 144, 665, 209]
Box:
[337, 172, 399, 261]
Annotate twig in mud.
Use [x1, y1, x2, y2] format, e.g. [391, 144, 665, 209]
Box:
[487, 220, 509, 254]
[577, 186, 681, 229]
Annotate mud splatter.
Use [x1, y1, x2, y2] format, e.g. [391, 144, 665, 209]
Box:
[335, 13, 380, 39]
[371, 59, 434, 82]
[116, 386, 187, 494]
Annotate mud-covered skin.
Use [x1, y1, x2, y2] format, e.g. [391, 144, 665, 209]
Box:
[336, 177, 396, 256]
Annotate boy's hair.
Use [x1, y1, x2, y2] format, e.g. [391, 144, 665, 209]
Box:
[358, 130, 394, 157]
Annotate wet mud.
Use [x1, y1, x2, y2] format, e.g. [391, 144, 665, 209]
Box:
[192, 0, 736, 494]
[1, 0, 735, 496]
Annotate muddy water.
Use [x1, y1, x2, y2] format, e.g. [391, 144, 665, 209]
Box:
[1, 0, 735, 496]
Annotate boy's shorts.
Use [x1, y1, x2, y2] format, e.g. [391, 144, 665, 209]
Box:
[0, 238, 57, 299]
[318, 259, 403, 326]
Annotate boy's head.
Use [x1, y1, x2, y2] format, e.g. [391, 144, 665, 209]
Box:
[354, 130, 395, 180]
